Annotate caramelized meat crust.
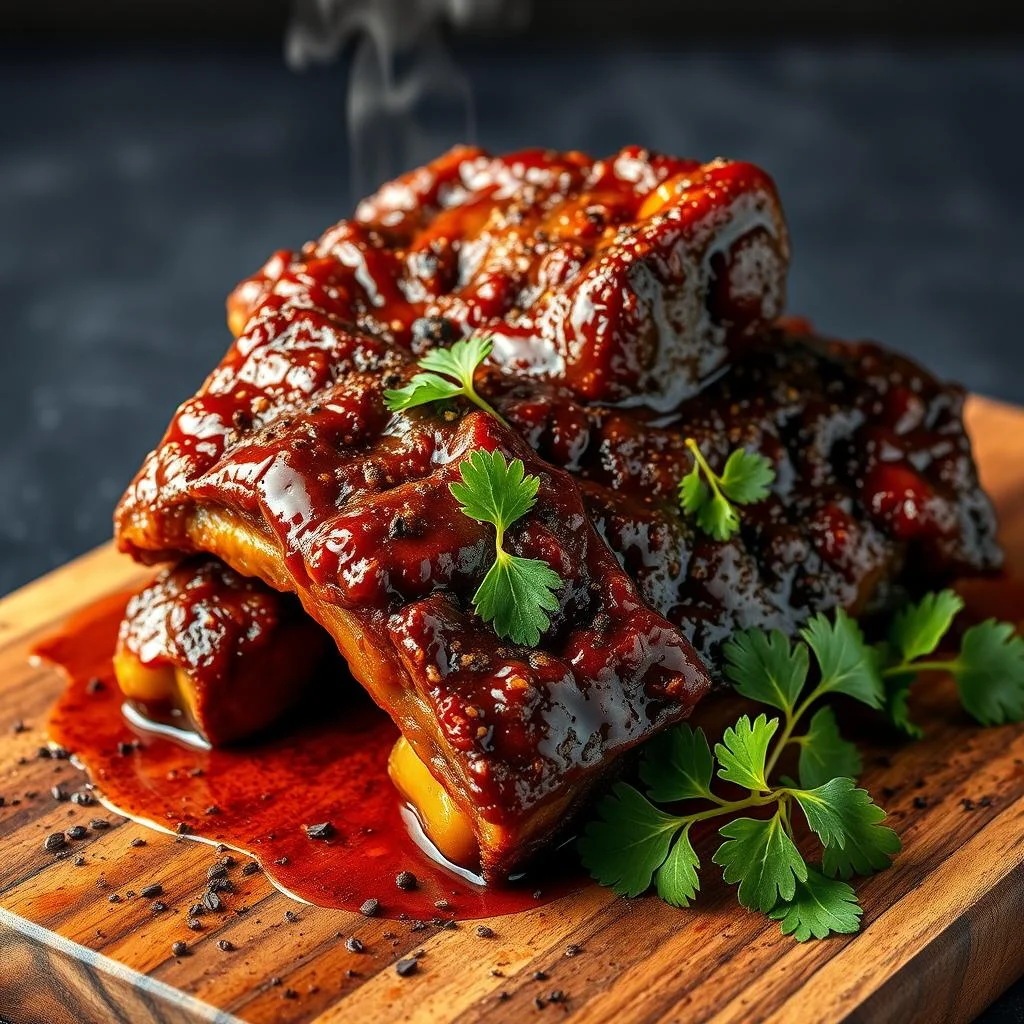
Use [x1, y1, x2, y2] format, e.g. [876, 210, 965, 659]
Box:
[115, 557, 333, 745]
[227, 145, 788, 409]
[490, 327, 1002, 660]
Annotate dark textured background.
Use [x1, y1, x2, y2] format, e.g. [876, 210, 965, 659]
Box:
[1, 40, 1022, 1018]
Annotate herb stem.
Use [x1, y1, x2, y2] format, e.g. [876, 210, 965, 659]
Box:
[672, 791, 780, 828]
[685, 438, 726, 503]
[881, 658, 955, 678]
[464, 381, 509, 427]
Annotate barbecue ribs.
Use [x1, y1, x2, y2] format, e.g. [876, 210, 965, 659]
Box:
[113, 146, 999, 881]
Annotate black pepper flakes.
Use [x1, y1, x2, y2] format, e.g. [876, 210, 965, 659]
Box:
[220, 855, 237, 867]
[395, 958, 418, 978]
[913, 796, 928, 810]
[359, 898, 380, 917]
[86, 678, 105, 694]
[117, 741, 135, 757]
[533, 970, 549, 981]
[284, 910, 299, 923]
[189, 903, 205, 917]
[549, 990, 567, 1004]
[242, 861, 260, 876]
[11, 719, 28, 733]
[71, 791, 94, 806]
[207, 864, 227, 880]
[187, 918, 203, 932]
[130, 837, 146, 847]
[410, 920, 426, 932]
[395, 870, 417, 890]
[108, 893, 121, 903]
[175, 821, 191, 835]
[89, 818, 110, 830]
[345, 936, 365, 953]
[51, 785, 68, 802]
[203, 891, 223, 912]
[274, 856, 289, 866]
[565, 943, 583, 957]
[283, 988, 298, 1000]
[217, 939, 235, 952]
[66, 825, 88, 840]
[140, 884, 163, 899]
[151, 901, 167, 913]
[44, 832, 66, 852]
[304, 821, 335, 840]
[475, 925, 495, 939]
[208, 878, 234, 894]
[171, 941, 189, 957]
[73, 856, 85, 867]
[962, 798, 976, 811]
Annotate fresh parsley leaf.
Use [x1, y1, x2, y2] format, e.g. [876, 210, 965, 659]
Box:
[952, 620, 1024, 726]
[678, 439, 775, 541]
[888, 590, 964, 663]
[640, 724, 715, 803]
[449, 446, 540, 528]
[790, 779, 900, 879]
[801, 609, 884, 709]
[384, 334, 506, 423]
[449, 449, 562, 647]
[768, 867, 863, 941]
[883, 670, 924, 740]
[714, 812, 808, 912]
[578, 783, 682, 897]
[655, 826, 701, 908]
[723, 628, 809, 716]
[796, 706, 862, 788]
[715, 714, 778, 792]
[719, 448, 776, 505]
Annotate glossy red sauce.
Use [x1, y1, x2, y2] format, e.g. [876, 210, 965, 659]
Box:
[38, 594, 582, 920]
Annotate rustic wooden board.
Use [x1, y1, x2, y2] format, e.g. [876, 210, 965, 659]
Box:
[1, 396, 1023, 1024]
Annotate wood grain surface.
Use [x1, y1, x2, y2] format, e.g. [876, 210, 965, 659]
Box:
[1, 396, 1022, 1024]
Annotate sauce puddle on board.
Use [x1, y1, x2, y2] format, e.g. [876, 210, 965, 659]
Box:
[37, 593, 581, 919]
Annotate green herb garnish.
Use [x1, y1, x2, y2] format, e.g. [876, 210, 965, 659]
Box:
[384, 334, 506, 424]
[679, 439, 775, 541]
[579, 606, 901, 941]
[449, 449, 562, 647]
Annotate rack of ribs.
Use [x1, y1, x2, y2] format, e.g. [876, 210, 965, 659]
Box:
[113, 146, 999, 881]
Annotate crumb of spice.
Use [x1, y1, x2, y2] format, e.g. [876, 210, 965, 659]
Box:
[434, 898, 450, 909]
[151, 901, 167, 913]
[187, 918, 203, 932]
[565, 944, 583, 957]
[171, 941, 189, 957]
[203, 891, 223, 912]
[89, 818, 110, 830]
[44, 832, 67, 852]
[346, 936, 365, 953]
[395, 870, 417, 890]
[533, 970, 549, 981]
[284, 910, 299, 923]
[71, 791, 94, 806]
[207, 864, 227, 880]
[913, 796, 928, 810]
[360, 898, 381, 917]
[73, 856, 85, 867]
[217, 939, 235, 952]
[175, 821, 191, 835]
[51, 785, 68, 802]
[242, 861, 260, 876]
[140, 884, 163, 899]
[130, 837, 146, 848]
[475, 925, 495, 939]
[304, 821, 335, 840]
[395, 958, 418, 978]
[66, 825, 88, 840]
[283, 988, 298, 1000]
[962, 798, 976, 811]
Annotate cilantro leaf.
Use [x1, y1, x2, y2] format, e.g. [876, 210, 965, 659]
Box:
[382, 372, 463, 411]
[883, 670, 924, 740]
[888, 589, 964, 663]
[715, 714, 778, 792]
[384, 334, 505, 423]
[640, 724, 715, 803]
[801, 609, 884, 709]
[768, 867, 863, 941]
[449, 449, 562, 647]
[723, 628, 809, 715]
[655, 826, 701, 908]
[796, 706, 862, 788]
[678, 439, 775, 542]
[713, 812, 808, 912]
[449, 447, 539, 528]
[790, 779, 900, 878]
[952, 619, 1024, 726]
[719, 448, 776, 505]
[578, 783, 682, 897]
[473, 551, 561, 648]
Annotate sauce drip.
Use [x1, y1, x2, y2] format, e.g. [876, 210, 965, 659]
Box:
[38, 594, 582, 919]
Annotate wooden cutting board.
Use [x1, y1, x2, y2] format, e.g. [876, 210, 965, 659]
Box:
[1, 396, 1023, 1024]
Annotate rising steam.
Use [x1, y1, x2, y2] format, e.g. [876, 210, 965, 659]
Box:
[287, 0, 529, 201]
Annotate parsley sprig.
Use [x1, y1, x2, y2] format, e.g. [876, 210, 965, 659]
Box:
[384, 335, 507, 425]
[580, 607, 903, 941]
[679, 439, 775, 541]
[581, 593, 1024, 940]
[450, 449, 563, 647]
[878, 589, 1024, 734]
